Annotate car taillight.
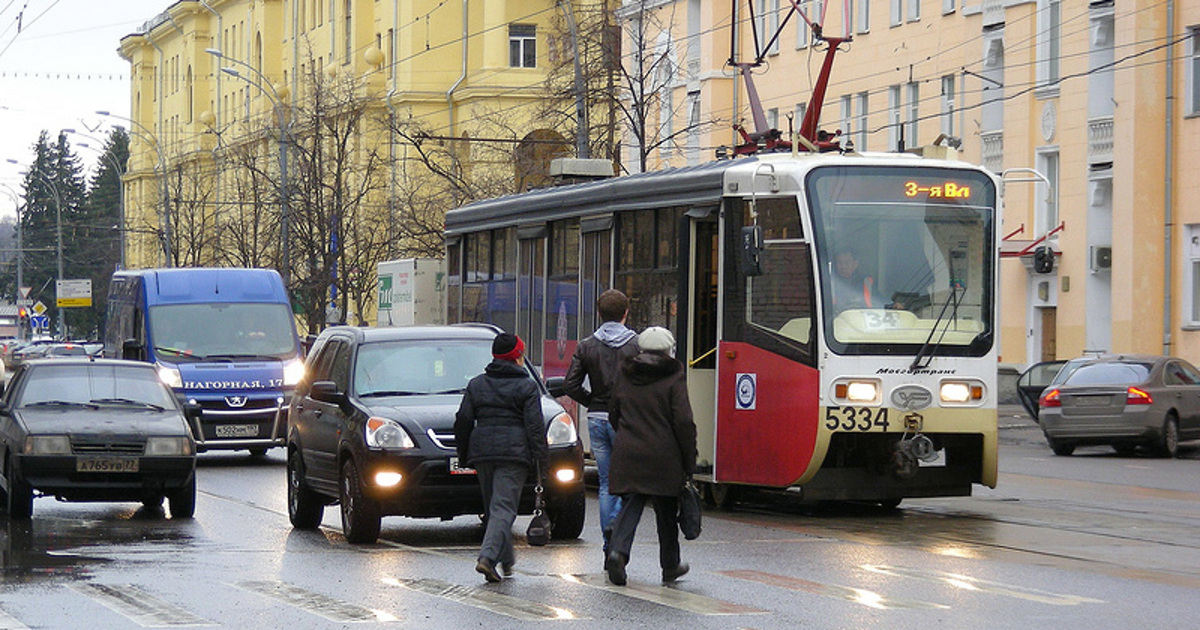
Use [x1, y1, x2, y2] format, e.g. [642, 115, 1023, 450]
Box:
[1126, 387, 1153, 405]
[1039, 388, 1061, 408]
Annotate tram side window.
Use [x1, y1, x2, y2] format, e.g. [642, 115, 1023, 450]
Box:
[446, 240, 462, 324]
[723, 198, 816, 365]
[616, 207, 685, 331]
[545, 220, 581, 374]
[490, 228, 518, 334]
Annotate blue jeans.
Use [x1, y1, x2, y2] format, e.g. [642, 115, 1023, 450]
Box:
[588, 411, 622, 549]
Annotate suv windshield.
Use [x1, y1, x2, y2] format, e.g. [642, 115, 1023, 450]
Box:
[354, 339, 496, 397]
[1064, 362, 1152, 386]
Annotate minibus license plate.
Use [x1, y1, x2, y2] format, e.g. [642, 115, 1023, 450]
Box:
[215, 424, 259, 438]
[77, 457, 139, 473]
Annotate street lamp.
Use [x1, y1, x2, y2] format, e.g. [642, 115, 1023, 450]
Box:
[205, 48, 292, 287]
[7, 160, 64, 338]
[67, 133, 128, 270]
[95, 110, 173, 266]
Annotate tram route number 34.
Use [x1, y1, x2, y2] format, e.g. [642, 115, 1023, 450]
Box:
[825, 406, 890, 431]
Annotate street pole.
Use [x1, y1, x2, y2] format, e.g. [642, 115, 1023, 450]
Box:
[206, 49, 292, 288]
[8, 163, 64, 338]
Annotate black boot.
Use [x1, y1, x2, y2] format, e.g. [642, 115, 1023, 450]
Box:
[606, 552, 628, 586]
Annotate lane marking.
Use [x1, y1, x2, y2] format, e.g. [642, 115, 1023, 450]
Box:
[234, 580, 398, 623]
[70, 583, 214, 627]
[560, 573, 767, 615]
[718, 570, 949, 610]
[861, 565, 1105, 605]
[384, 577, 582, 621]
[0, 607, 30, 630]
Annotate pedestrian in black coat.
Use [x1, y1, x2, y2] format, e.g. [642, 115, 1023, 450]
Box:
[454, 333, 548, 582]
[606, 326, 698, 586]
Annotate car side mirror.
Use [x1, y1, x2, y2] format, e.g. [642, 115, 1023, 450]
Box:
[182, 401, 203, 420]
[740, 225, 764, 276]
[546, 376, 566, 398]
[310, 381, 348, 405]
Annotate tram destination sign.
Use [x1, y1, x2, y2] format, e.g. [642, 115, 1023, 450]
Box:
[56, 279, 92, 308]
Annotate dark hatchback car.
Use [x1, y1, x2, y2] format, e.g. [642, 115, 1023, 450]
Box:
[1037, 354, 1200, 457]
[286, 325, 586, 544]
[0, 359, 200, 518]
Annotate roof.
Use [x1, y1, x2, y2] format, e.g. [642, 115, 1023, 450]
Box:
[325, 324, 501, 344]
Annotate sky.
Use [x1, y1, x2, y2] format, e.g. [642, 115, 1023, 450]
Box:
[0, 0, 173, 219]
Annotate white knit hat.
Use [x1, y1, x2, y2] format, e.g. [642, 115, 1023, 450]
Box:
[638, 326, 675, 354]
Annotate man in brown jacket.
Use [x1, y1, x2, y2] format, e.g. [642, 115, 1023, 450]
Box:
[563, 289, 639, 566]
[605, 326, 697, 586]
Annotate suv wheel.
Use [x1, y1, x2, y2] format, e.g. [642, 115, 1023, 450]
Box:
[340, 458, 381, 544]
[288, 449, 325, 529]
[547, 488, 586, 540]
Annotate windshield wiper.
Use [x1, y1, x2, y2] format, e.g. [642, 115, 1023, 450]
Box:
[90, 398, 165, 412]
[909, 286, 960, 371]
[154, 346, 195, 358]
[428, 388, 466, 395]
[358, 390, 424, 398]
[22, 400, 100, 410]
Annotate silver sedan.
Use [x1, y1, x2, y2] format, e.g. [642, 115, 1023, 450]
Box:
[1037, 354, 1200, 457]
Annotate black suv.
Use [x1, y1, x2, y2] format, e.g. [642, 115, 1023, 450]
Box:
[286, 324, 586, 543]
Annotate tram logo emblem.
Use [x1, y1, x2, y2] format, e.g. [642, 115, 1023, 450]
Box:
[735, 373, 757, 410]
[890, 386, 933, 411]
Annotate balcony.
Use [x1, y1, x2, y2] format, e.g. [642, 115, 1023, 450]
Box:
[1087, 116, 1113, 165]
[981, 131, 1003, 174]
[982, 0, 1005, 27]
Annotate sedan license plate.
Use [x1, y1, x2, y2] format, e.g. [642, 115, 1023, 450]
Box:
[215, 424, 259, 438]
[77, 457, 139, 473]
[448, 456, 476, 475]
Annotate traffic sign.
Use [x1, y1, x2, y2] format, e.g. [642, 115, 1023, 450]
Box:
[32, 300, 46, 315]
[29, 315, 49, 330]
[57, 279, 93, 308]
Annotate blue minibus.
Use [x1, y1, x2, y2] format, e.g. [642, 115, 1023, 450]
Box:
[105, 268, 304, 454]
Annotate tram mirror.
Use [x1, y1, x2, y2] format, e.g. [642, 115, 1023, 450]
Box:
[740, 226, 764, 276]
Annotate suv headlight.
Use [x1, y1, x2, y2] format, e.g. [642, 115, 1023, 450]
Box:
[366, 417, 416, 449]
[546, 412, 578, 446]
[157, 364, 183, 389]
[282, 358, 306, 387]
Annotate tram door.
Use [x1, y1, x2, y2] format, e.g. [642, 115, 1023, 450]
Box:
[685, 212, 720, 475]
[517, 229, 546, 366]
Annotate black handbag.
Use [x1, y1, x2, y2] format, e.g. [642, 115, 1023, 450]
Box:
[678, 478, 702, 540]
[526, 467, 552, 546]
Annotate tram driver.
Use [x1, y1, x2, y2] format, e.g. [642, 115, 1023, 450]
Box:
[831, 249, 876, 310]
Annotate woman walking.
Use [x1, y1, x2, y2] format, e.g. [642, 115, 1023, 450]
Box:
[605, 326, 697, 586]
[454, 333, 548, 582]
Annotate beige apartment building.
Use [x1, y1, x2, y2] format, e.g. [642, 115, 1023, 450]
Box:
[626, 0, 1199, 367]
[118, 0, 599, 326]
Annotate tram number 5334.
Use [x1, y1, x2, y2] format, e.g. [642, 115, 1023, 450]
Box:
[825, 406, 891, 431]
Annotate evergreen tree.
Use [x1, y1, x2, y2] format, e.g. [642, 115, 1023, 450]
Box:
[73, 128, 128, 339]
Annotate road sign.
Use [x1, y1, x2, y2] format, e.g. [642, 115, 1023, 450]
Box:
[32, 300, 46, 315]
[57, 279, 92, 308]
[18, 287, 31, 300]
[29, 315, 49, 330]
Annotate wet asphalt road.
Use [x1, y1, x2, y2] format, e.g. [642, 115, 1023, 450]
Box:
[4, 405, 1200, 629]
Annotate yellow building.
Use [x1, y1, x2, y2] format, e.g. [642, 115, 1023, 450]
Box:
[626, 0, 1200, 367]
[118, 0, 601, 327]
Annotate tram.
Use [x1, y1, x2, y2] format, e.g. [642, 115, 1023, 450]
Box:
[444, 151, 1000, 506]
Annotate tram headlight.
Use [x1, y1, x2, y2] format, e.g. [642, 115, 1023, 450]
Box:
[834, 380, 881, 404]
[940, 380, 985, 405]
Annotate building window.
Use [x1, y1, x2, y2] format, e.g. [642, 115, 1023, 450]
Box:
[1036, 149, 1060, 237]
[944, 0, 956, 14]
[891, 0, 902, 26]
[795, 0, 810, 49]
[1189, 27, 1200, 115]
[509, 24, 537, 68]
[888, 85, 901, 150]
[1188, 224, 1200, 325]
[906, 81, 920, 146]
[1037, 0, 1062, 92]
[908, 0, 921, 22]
[841, 95, 852, 144]
[941, 74, 956, 136]
[759, 0, 781, 55]
[858, 0, 870, 33]
[855, 92, 868, 151]
[343, 0, 352, 62]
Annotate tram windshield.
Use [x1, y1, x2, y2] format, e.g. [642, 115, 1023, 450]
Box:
[807, 165, 997, 356]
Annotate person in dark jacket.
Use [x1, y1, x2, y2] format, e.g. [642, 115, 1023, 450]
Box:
[563, 289, 639, 563]
[454, 333, 549, 583]
[605, 326, 698, 586]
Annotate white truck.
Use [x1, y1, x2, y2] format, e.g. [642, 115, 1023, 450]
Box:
[376, 258, 445, 327]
